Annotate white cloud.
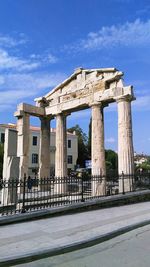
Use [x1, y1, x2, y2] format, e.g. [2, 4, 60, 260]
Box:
[105, 137, 115, 143]
[0, 33, 58, 72]
[0, 32, 62, 115]
[0, 90, 34, 105]
[0, 75, 5, 85]
[0, 72, 66, 91]
[0, 48, 42, 71]
[128, 80, 150, 111]
[0, 33, 61, 112]
[0, 72, 66, 110]
[132, 95, 150, 111]
[136, 5, 150, 15]
[47, 54, 58, 64]
[0, 34, 27, 48]
[0, 104, 14, 112]
[0, 49, 58, 71]
[30, 53, 58, 64]
[70, 19, 150, 51]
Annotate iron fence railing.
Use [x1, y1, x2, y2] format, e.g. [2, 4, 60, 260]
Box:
[0, 171, 150, 216]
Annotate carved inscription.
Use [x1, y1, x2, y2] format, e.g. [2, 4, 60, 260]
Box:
[61, 80, 106, 102]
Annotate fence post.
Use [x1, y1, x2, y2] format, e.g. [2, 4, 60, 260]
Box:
[21, 173, 26, 213]
[81, 176, 85, 202]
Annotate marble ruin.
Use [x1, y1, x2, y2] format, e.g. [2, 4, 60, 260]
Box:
[2, 129, 19, 205]
[4, 67, 135, 195]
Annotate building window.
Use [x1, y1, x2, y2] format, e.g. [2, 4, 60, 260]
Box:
[33, 136, 37, 146]
[68, 140, 71, 148]
[1, 133, 5, 144]
[68, 155, 73, 164]
[32, 153, 38, 164]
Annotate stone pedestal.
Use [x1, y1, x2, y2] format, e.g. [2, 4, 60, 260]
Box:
[117, 96, 134, 193]
[39, 117, 50, 178]
[55, 114, 67, 194]
[16, 112, 30, 179]
[91, 104, 106, 196]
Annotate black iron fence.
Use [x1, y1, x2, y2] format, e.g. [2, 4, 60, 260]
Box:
[0, 171, 150, 216]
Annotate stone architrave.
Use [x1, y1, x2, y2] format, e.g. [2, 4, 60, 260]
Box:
[91, 104, 106, 196]
[117, 96, 134, 193]
[39, 117, 50, 178]
[16, 112, 30, 179]
[55, 113, 67, 194]
[1, 129, 19, 205]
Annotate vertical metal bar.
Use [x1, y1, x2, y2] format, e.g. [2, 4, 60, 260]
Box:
[21, 173, 26, 213]
[81, 176, 84, 202]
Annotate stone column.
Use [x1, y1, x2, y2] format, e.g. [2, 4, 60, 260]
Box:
[55, 113, 67, 194]
[16, 112, 30, 179]
[91, 103, 106, 196]
[1, 129, 19, 206]
[117, 96, 134, 193]
[39, 117, 50, 178]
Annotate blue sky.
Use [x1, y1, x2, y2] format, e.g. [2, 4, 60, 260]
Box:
[0, 0, 150, 154]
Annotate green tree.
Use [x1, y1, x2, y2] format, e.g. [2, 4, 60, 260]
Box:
[68, 125, 88, 167]
[0, 143, 4, 178]
[136, 162, 150, 171]
[87, 118, 92, 158]
[147, 156, 150, 165]
[105, 149, 118, 171]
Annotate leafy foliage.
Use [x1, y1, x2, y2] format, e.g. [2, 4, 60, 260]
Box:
[68, 122, 118, 170]
[87, 118, 92, 158]
[136, 162, 150, 171]
[68, 124, 88, 167]
[105, 149, 118, 171]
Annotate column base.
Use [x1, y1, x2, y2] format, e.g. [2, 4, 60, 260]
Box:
[92, 178, 106, 196]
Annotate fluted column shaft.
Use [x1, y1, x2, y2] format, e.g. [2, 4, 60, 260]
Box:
[39, 117, 50, 178]
[91, 104, 106, 196]
[117, 97, 134, 192]
[17, 113, 30, 179]
[55, 113, 67, 194]
[55, 114, 67, 177]
[92, 104, 106, 176]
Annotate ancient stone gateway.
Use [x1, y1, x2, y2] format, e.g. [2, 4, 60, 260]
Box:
[14, 67, 135, 194]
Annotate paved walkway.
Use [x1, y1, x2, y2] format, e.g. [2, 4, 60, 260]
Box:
[18, 224, 150, 267]
[1, 202, 150, 265]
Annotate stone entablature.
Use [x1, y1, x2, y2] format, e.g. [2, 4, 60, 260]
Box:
[35, 68, 134, 115]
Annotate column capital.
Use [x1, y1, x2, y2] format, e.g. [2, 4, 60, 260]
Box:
[115, 95, 135, 103]
[90, 102, 108, 109]
[89, 102, 102, 108]
[39, 115, 52, 121]
[14, 110, 25, 118]
[55, 111, 71, 118]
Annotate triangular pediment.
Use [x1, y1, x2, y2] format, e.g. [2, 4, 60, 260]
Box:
[35, 67, 123, 107]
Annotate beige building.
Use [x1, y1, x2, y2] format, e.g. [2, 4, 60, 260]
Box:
[0, 124, 78, 176]
[134, 152, 148, 166]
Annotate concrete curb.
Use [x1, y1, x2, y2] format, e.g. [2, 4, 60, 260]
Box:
[1, 190, 150, 226]
[0, 218, 150, 266]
